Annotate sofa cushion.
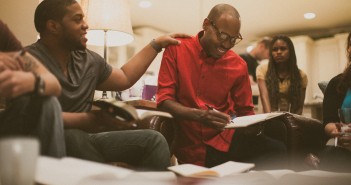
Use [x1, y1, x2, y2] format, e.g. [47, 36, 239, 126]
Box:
[318, 81, 329, 94]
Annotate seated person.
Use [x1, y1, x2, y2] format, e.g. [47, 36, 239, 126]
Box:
[0, 19, 65, 157]
[256, 35, 307, 115]
[157, 4, 287, 169]
[26, 0, 188, 171]
[318, 32, 351, 172]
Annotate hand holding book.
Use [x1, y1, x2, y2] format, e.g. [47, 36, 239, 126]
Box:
[92, 99, 172, 130]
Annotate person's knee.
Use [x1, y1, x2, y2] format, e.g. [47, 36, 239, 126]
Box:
[41, 96, 62, 112]
[64, 129, 90, 147]
[143, 130, 170, 153]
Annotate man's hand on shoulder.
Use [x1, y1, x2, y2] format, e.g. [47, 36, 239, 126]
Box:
[154, 33, 191, 48]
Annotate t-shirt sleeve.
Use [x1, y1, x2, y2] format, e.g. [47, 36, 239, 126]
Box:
[98, 59, 113, 85]
[89, 50, 112, 85]
[256, 63, 268, 80]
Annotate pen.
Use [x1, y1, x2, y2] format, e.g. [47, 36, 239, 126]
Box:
[205, 104, 219, 112]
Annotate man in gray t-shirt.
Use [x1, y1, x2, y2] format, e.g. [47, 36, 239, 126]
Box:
[27, 0, 188, 170]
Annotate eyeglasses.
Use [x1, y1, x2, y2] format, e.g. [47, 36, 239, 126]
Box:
[207, 18, 243, 45]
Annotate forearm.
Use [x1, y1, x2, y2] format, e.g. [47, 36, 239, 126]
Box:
[257, 79, 271, 113]
[120, 43, 158, 88]
[62, 112, 103, 132]
[295, 88, 306, 115]
[158, 100, 204, 122]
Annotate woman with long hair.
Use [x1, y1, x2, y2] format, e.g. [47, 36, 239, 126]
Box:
[319, 32, 351, 172]
[256, 35, 307, 114]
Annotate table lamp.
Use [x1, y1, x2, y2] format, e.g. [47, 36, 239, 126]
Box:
[81, 0, 134, 99]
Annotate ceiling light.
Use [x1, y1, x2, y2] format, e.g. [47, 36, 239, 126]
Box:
[138, 0, 152, 8]
[246, 45, 254, 53]
[304, 13, 316, 20]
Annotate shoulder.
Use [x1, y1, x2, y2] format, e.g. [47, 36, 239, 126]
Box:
[225, 51, 248, 68]
[329, 73, 343, 86]
[257, 62, 268, 72]
[299, 69, 307, 78]
[298, 69, 308, 87]
[256, 62, 268, 79]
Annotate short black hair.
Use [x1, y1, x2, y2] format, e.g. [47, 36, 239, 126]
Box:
[34, 0, 77, 33]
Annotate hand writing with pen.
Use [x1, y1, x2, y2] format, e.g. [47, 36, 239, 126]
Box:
[195, 104, 230, 131]
[203, 104, 262, 136]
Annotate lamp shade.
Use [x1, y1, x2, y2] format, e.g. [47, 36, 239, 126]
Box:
[81, 0, 134, 46]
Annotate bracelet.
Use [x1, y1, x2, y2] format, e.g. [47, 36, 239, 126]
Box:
[150, 39, 162, 53]
[32, 72, 45, 96]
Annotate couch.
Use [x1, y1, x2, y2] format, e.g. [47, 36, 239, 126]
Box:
[142, 112, 324, 170]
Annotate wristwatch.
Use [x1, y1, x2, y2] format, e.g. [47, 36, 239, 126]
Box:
[32, 72, 45, 96]
[150, 39, 162, 53]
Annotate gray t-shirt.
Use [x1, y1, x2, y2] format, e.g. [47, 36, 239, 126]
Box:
[26, 41, 112, 112]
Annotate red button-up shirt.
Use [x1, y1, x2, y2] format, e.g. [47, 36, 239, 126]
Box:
[157, 31, 254, 166]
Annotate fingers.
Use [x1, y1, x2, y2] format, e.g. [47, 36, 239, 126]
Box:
[0, 53, 21, 71]
[169, 33, 192, 38]
[0, 70, 34, 98]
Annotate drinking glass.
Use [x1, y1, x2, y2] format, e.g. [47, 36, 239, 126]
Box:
[338, 108, 351, 136]
[0, 137, 39, 185]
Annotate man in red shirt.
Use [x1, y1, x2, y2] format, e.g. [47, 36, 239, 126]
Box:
[157, 4, 287, 169]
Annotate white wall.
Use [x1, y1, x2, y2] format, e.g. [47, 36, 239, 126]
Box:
[0, 0, 38, 46]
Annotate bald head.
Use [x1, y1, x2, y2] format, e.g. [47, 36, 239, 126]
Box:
[207, 4, 240, 22]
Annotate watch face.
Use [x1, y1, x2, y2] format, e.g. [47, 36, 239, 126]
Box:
[38, 77, 45, 96]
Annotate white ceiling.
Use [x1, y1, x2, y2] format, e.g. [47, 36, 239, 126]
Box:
[128, 0, 351, 48]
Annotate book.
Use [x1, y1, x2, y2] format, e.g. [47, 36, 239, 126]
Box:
[167, 161, 255, 178]
[225, 112, 285, 129]
[93, 99, 172, 122]
[36, 156, 134, 185]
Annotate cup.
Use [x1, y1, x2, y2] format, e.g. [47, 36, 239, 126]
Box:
[338, 108, 351, 136]
[0, 137, 39, 185]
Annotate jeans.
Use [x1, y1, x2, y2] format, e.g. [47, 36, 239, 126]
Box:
[0, 95, 66, 158]
[318, 146, 351, 172]
[37, 97, 66, 158]
[65, 129, 170, 171]
[205, 129, 288, 170]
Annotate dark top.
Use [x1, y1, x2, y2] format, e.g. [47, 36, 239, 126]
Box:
[0, 20, 22, 108]
[239, 53, 258, 82]
[323, 74, 345, 125]
[26, 41, 112, 112]
[0, 20, 22, 51]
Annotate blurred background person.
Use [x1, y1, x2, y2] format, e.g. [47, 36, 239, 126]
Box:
[240, 37, 271, 106]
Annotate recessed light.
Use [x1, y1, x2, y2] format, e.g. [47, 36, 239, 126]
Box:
[138, 0, 152, 8]
[304, 12, 316, 20]
[246, 45, 254, 53]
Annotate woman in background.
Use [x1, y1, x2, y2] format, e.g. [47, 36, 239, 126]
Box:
[319, 32, 351, 172]
[256, 35, 307, 115]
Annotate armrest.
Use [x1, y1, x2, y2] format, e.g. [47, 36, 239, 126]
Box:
[282, 113, 324, 157]
[137, 116, 175, 153]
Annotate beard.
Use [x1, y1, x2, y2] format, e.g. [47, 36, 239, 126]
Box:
[61, 26, 87, 51]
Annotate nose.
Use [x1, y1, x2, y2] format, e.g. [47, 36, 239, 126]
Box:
[82, 20, 89, 30]
[221, 39, 234, 49]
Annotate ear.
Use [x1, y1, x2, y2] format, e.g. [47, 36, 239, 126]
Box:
[46, 20, 61, 34]
[202, 18, 209, 30]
